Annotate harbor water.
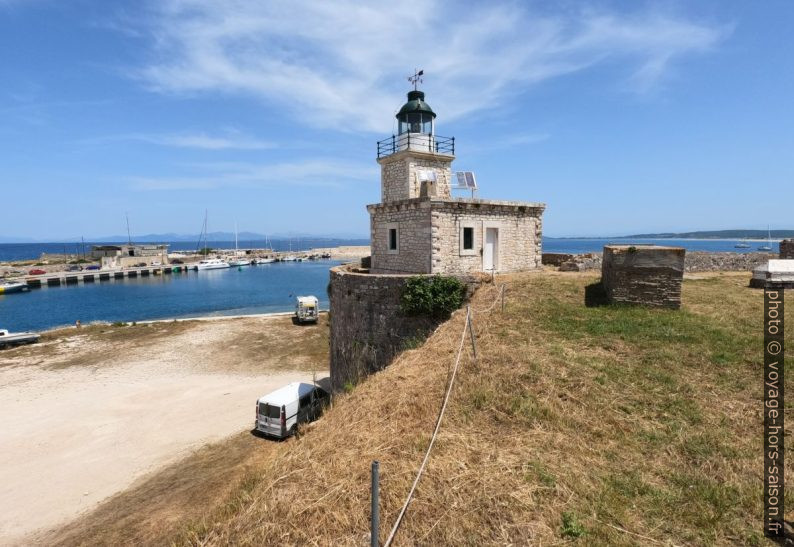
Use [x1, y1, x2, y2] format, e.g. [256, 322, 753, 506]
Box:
[0, 261, 342, 332]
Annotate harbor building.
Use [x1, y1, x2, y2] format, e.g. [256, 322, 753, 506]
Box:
[369, 87, 545, 275]
[91, 244, 169, 269]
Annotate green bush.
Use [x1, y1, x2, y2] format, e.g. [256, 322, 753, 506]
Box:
[400, 275, 466, 319]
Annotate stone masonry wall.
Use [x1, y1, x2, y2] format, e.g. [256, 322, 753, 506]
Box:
[430, 200, 544, 274]
[406, 155, 453, 199]
[378, 151, 453, 203]
[328, 265, 439, 391]
[781, 239, 794, 259]
[602, 245, 685, 309]
[368, 200, 432, 273]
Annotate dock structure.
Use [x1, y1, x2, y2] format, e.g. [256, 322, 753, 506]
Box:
[20, 265, 188, 288]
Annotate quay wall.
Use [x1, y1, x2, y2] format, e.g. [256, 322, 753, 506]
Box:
[329, 265, 439, 391]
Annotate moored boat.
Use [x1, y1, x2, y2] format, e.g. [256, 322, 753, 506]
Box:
[0, 281, 29, 294]
[196, 258, 230, 270]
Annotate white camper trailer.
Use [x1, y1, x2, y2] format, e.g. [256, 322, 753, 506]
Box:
[254, 382, 330, 438]
[295, 295, 319, 323]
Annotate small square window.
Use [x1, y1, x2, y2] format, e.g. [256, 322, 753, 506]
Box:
[462, 227, 474, 250]
[389, 228, 398, 251]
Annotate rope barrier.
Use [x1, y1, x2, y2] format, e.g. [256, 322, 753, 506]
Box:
[382, 305, 471, 547]
[382, 281, 505, 545]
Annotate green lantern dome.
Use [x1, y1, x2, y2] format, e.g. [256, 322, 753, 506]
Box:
[396, 90, 436, 135]
[396, 90, 436, 119]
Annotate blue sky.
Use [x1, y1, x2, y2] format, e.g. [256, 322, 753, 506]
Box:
[1, 0, 791, 240]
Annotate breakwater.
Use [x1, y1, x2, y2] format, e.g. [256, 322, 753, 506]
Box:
[544, 251, 776, 273]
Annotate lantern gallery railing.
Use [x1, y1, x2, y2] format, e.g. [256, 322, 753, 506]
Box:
[377, 134, 455, 158]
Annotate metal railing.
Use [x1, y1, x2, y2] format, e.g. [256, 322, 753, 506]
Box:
[377, 133, 455, 158]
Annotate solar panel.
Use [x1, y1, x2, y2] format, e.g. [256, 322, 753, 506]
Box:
[455, 171, 477, 189]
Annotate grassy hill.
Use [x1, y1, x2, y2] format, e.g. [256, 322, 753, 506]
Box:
[49, 271, 792, 545]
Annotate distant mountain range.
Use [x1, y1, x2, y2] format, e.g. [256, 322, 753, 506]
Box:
[0, 232, 369, 244]
[3, 229, 792, 244]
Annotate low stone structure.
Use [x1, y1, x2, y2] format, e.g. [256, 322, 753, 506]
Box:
[601, 245, 686, 309]
[542, 253, 574, 266]
[781, 239, 794, 259]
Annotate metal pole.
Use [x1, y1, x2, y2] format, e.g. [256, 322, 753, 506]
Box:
[466, 305, 477, 360]
[371, 460, 380, 547]
[501, 284, 505, 313]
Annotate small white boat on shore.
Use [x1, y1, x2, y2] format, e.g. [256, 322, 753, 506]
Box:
[0, 281, 29, 294]
[196, 258, 230, 270]
[0, 329, 39, 348]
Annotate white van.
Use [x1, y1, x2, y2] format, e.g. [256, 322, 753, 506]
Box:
[295, 295, 319, 323]
[255, 382, 330, 438]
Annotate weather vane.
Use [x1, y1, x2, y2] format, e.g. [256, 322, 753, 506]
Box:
[408, 68, 424, 91]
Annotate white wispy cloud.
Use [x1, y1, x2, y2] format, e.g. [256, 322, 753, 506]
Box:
[135, 132, 276, 150]
[82, 130, 276, 150]
[129, 1, 728, 132]
[128, 159, 377, 190]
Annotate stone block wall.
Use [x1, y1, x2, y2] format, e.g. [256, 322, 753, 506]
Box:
[378, 150, 453, 203]
[781, 239, 794, 259]
[368, 200, 432, 273]
[328, 265, 439, 391]
[430, 200, 544, 274]
[601, 245, 685, 309]
[542, 253, 575, 266]
[368, 198, 545, 275]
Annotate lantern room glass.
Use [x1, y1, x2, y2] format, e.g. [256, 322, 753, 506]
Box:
[399, 112, 434, 135]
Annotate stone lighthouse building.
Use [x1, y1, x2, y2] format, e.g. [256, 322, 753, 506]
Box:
[369, 87, 545, 275]
[329, 80, 546, 391]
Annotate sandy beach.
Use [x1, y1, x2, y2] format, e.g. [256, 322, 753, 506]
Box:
[0, 315, 329, 544]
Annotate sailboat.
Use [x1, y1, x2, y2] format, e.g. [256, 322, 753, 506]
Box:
[758, 226, 773, 251]
[281, 238, 298, 262]
[195, 211, 230, 270]
[256, 235, 276, 264]
[734, 237, 750, 249]
[228, 222, 250, 267]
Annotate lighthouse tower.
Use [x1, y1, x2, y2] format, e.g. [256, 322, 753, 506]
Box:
[377, 81, 456, 202]
[368, 72, 545, 275]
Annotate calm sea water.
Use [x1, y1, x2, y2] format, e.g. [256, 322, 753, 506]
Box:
[543, 237, 780, 254]
[0, 237, 779, 332]
[0, 261, 342, 332]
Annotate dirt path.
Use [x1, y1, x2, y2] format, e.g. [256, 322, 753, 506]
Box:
[0, 316, 329, 544]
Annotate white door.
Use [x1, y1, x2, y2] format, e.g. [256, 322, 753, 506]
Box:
[484, 227, 499, 272]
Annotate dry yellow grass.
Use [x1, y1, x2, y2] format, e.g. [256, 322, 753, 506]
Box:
[50, 271, 793, 545]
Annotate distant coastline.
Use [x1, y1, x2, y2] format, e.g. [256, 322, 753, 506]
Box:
[551, 229, 792, 240]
